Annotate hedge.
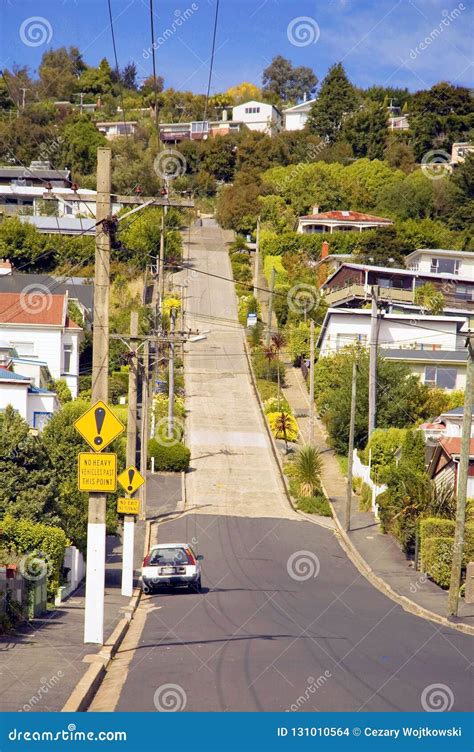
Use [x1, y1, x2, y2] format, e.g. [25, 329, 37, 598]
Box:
[263, 255, 287, 285]
[420, 518, 474, 588]
[148, 438, 190, 472]
[0, 515, 70, 600]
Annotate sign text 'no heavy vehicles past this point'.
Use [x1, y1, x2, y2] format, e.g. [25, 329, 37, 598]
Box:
[77, 452, 117, 492]
[74, 400, 125, 453]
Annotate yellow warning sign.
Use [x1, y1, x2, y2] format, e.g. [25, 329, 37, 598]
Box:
[117, 466, 145, 495]
[74, 400, 124, 452]
[117, 497, 141, 515]
[78, 452, 117, 492]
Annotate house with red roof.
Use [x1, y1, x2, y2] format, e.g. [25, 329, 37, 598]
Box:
[0, 291, 82, 398]
[428, 437, 474, 498]
[297, 206, 393, 235]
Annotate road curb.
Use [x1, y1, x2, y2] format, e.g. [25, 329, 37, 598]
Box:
[327, 496, 474, 636]
[61, 521, 151, 712]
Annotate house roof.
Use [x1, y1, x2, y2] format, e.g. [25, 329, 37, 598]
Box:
[382, 348, 468, 363]
[440, 405, 474, 417]
[65, 316, 82, 330]
[0, 166, 70, 181]
[300, 210, 392, 223]
[283, 99, 317, 113]
[0, 366, 30, 382]
[0, 274, 93, 313]
[19, 216, 96, 236]
[0, 292, 66, 326]
[405, 248, 474, 260]
[322, 262, 474, 288]
[439, 437, 474, 458]
[28, 385, 55, 395]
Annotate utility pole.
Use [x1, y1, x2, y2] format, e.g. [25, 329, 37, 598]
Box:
[345, 358, 358, 532]
[253, 216, 260, 298]
[122, 311, 139, 598]
[168, 308, 175, 438]
[139, 338, 150, 521]
[368, 286, 380, 437]
[20, 87, 27, 108]
[266, 267, 276, 347]
[159, 203, 169, 313]
[448, 334, 474, 616]
[79, 92, 84, 114]
[84, 147, 111, 645]
[309, 320, 315, 445]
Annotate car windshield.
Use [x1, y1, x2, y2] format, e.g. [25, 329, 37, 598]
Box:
[148, 547, 188, 565]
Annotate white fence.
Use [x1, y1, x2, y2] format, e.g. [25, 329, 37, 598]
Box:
[54, 545, 85, 605]
[352, 450, 387, 517]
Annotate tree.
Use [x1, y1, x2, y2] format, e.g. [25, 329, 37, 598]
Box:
[226, 82, 262, 104]
[52, 378, 72, 404]
[384, 138, 416, 173]
[262, 55, 317, 103]
[409, 82, 474, 160]
[0, 406, 58, 522]
[39, 47, 81, 100]
[353, 226, 405, 267]
[292, 445, 322, 497]
[121, 62, 138, 90]
[414, 282, 445, 314]
[342, 101, 388, 160]
[60, 115, 107, 176]
[140, 74, 165, 96]
[306, 63, 356, 143]
[448, 153, 474, 231]
[216, 170, 265, 234]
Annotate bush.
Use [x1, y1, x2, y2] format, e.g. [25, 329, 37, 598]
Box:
[420, 517, 474, 575]
[263, 396, 290, 414]
[238, 294, 260, 326]
[359, 427, 407, 482]
[0, 515, 70, 600]
[359, 482, 372, 512]
[148, 439, 190, 472]
[422, 537, 454, 588]
[296, 493, 332, 516]
[256, 379, 279, 401]
[263, 255, 287, 285]
[267, 411, 299, 443]
[251, 349, 286, 383]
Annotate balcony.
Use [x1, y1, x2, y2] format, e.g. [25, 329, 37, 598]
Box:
[323, 284, 414, 307]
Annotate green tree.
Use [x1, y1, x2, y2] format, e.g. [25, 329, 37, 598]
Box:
[409, 82, 474, 160]
[448, 153, 474, 231]
[414, 282, 445, 314]
[353, 226, 405, 267]
[52, 378, 72, 404]
[262, 55, 317, 103]
[342, 101, 388, 160]
[292, 445, 322, 497]
[38, 47, 81, 100]
[60, 115, 107, 176]
[0, 406, 58, 522]
[306, 63, 356, 143]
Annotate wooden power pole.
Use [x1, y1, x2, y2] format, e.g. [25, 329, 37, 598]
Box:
[368, 286, 379, 438]
[122, 311, 139, 598]
[253, 216, 260, 298]
[309, 320, 315, 445]
[345, 358, 358, 532]
[84, 147, 111, 644]
[448, 333, 474, 616]
[168, 308, 175, 438]
[266, 267, 276, 347]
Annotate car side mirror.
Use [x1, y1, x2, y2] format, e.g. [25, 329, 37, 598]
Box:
[196, 554, 204, 561]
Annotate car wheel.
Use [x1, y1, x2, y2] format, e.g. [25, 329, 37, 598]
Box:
[190, 577, 201, 592]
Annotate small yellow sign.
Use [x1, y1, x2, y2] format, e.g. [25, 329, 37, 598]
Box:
[117, 466, 145, 495]
[78, 452, 117, 492]
[74, 400, 124, 452]
[117, 497, 141, 515]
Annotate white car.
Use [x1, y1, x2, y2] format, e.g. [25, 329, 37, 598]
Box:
[142, 542, 203, 593]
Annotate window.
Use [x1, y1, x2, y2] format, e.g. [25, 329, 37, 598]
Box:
[424, 366, 457, 389]
[431, 257, 456, 274]
[455, 285, 474, 301]
[244, 107, 260, 114]
[11, 341, 35, 358]
[63, 343, 73, 373]
[33, 412, 53, 430]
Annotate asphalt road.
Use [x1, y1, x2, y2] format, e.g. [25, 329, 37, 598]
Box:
[92, 221, 473, 713]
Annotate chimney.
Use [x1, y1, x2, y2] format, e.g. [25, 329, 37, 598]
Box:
[312, 204, 319, 215]
[222, 109, 228, 122]
[321, 241, 329, 259]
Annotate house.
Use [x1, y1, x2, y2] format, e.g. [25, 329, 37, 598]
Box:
[0, 185, 122, 218]
[451, 142, 474, 166]
[0, 366, 58, 430]
[95, 121, 137, 139]
[159, 117, 243, 143]
[0, 273, 94, 325]
[297, 207, 393, 234]
[232, 100, 282, 135]
[0, 161, 70, 189]
[388, 115, 409, 131]
[435, 406, 474, 438]
[0, 291, 82, 398]
[405, 248, 474, 278]
[428, 438, 474, 498]
[317, 307, 469, 390]
[19, 216, 96, 236]
[321, 262, 474, 312]
[283, 98, 317, 131]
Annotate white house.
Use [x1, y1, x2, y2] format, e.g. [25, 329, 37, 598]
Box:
[232, 100, 282, 135]
[0, 367, 58, 430]
[405, 249, 474, 278]
[95, 121, 137, 139]
[283, 98, 316, 131]
[0, 292, 82, 398]
[0, 185, 123, 218]
[451, 142, 474, 165]
[317, 308, 468, 390]
[297, 208, 393, 234]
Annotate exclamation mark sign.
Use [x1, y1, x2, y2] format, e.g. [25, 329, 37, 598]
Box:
[94, 407, 106, 446]
[127, 468, 135, 492]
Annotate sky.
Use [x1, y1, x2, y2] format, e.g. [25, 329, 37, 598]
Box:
[0, 0, 473, 95]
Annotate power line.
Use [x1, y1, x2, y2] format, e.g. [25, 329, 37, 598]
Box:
[107, 0, 129, 145]
[203, 0, 220, 122]
[149, 0, 161, 142]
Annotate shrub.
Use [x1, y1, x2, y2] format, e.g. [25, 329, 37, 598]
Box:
[153, 394, 186, 421]
[263, 396, 290, 414]
[238, 294, 260, 326]
[422, 537, 454, 588]
[359, 427, 407, 482]
[0, 515, 70, 600]
[297, 493, 332, 516]
[291, 445, 322, 498]
[267, 411, 299, 443]
[256, 379, 279, 401]
[420, 517, 474, 574]
[148, 439, 191, 472]
[359, 482, 372, 512]
[263, 255, 287, 285]
[251, 349, 286, 383]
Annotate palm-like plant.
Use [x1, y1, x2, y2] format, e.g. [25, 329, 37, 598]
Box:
[293, 445, 322, 498]
[271, 332, 286, 406]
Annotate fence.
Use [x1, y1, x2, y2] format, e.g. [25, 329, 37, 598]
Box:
[55, 545, 85, 605]
[352, 449, 387, 516]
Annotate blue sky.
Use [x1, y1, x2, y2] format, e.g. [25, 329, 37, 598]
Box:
[1, 0, 473, 93]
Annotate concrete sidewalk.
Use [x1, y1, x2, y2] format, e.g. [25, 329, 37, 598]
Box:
[282, 363, 473, 631]
[0, 472, 183, 712]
